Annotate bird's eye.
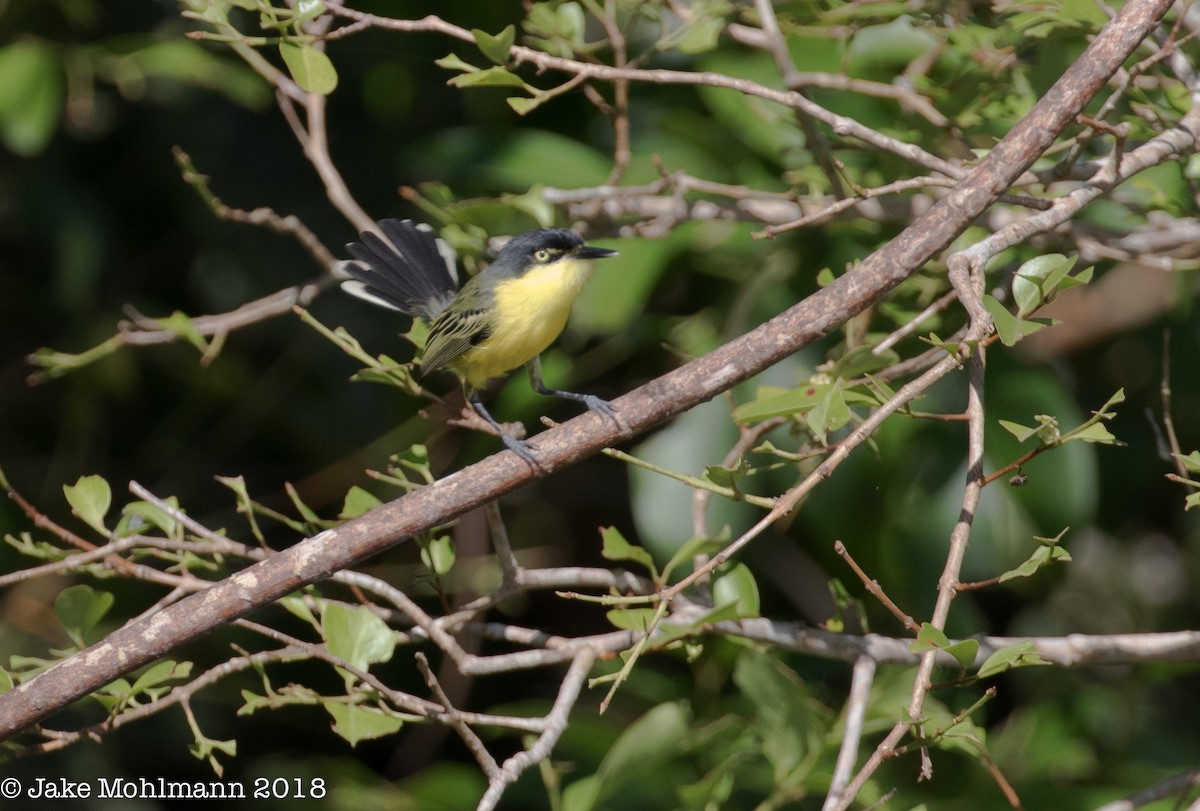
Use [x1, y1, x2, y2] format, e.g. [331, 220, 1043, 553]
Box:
[533, 248, 551, 262]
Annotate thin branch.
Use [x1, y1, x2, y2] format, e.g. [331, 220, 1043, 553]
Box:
[834, 540, 920, 633]
[1092, 770, 1200, 811]
[415, 652, 500, 780]
[477, 648, 597, 811]
[822, 656, 877, 811]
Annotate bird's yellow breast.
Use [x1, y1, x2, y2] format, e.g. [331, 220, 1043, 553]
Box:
[451, 257, 593, 389]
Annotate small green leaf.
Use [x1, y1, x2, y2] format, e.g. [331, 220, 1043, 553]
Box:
[999, 419, 1039, 443]
[732, 383, 830, 422]
[704, 457, 751, 490]
[294, 0, 325, 24]
[447, 65, 528, 88]
[606, 607, 657, 631]
[322, 603, 397, 675]
[676, 16, 724, 54]
[279, 41, 338, 95]
[712, 563, 760, 617]
[130, 659, 192, 696]
[507, 94, 543, 115]
[999, 543, 1071, 582]
[1174, 450, 1200, 474]
[1012, 254, 1076, 317]
[340, 486, 382, 519]
[0, 41, 63, 156]
[63, 475, 112, 534]
[600, 527, 657, 577]
[984, 295, 1045, 346]
[155, 311, 209, 354]
[977, 641, 1050, 678]
[472, 25, 515, 64]
[660, 534, 724, 584]
[911, 623, 977, 670]
[117, 498, 181, 538]
[325, 702, 404, 746]
[807, 382, 851, 444]
[55, 585, 115, 647]
[420, 535, 456, 576]
[279, 593, 319, 629]
[434, 52, 480, 74]
[912, 623, 951, 651]
[1069, 421, 1117, 444]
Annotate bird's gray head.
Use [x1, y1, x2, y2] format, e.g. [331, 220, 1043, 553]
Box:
[490, 228, 617, 278]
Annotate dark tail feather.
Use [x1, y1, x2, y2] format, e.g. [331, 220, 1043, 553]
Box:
[342, 219, 458, 320]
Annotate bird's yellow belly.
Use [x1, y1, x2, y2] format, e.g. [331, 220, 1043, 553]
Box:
[452, 259, 591, 389]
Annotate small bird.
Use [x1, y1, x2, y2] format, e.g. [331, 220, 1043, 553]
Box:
[340, 218, 619, 461]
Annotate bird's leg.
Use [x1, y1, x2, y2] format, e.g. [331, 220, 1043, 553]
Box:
[526, 356, 617, 418]
[467, 391, 538, 464]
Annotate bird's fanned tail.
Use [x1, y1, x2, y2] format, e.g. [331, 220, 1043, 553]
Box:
[342, 219, 459, 320]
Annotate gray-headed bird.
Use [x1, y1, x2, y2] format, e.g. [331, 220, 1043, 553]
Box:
[341, 219, 618, 461]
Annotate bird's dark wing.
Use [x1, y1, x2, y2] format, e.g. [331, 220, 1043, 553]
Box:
[342, 219, 458, 320]
[420, 305, 492, 374]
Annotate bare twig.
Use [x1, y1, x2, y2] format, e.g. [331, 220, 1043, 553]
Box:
[834, 540, 920, 633]
[1092, 770, 1200, 811]
[477, 648, 597, 811]
[822, 656, 877, 811]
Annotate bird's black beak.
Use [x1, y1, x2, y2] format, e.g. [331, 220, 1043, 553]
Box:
[578, 245, 618, 260]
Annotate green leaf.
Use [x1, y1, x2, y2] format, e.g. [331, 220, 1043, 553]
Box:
[983, 294, 1046, 346]
[117, 498, 181, 538]
[279, 41, 338, 95]
[732, 651, 824, 776]
[507, 94, 544, 115]
[1069, 421, 1117, 444]
[584, 702, 690, 807]
[55, 585, 114, 647]
[155, 310, 209, 354]
[676, 16, 724, 54]
[420, 535, 456, 576]
[1012, 253, 1076, 317]
[63, 475, 112, 534]
[325, 702, 404, 746]
[1174, 450, 1200, 474]
[0, 41, 63, 156]
[704, 457, 750, 489]
[998, 419, 1039, 443]
[447, 65, 528, 89]
[977, 641, 1050, 678]
[711, 563, 760, 617]
[293, 0, 325, 24]
[322, 603, 397, 675]
[279, 593, 319, 629]
[732, 383, 831, 422]
[130, 659, 192, 697]
[434, 52, 480, 75]
[912, 623, 978, 670]
[472, 25, 515, 64]
[807, 381, 851, 444]
[660, 533, 724, 585]
[606, 607, 657, 631]
[600, 526, 657, 578]
[340, 486, 382, 519]
[1000, 530, 1071, 581]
